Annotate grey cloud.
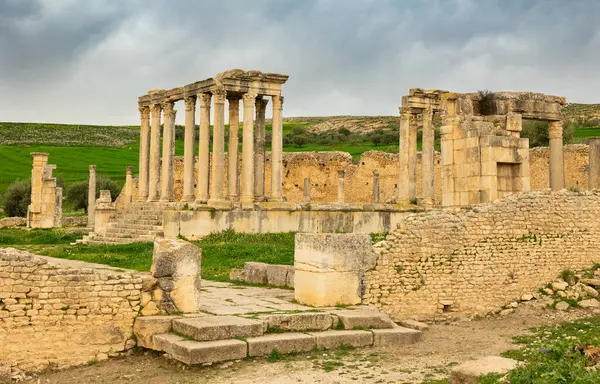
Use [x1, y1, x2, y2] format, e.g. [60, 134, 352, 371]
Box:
[0, 0, 599, 124]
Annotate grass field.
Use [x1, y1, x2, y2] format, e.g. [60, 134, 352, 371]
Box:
[0, 228, 294, 282]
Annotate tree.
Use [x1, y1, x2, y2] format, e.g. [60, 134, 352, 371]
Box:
[3, 180, 31, 217]
[292, 134, 309, 147]
[66, 175, 120, 213]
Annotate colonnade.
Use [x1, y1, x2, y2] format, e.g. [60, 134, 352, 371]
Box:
[137, 90, 284, 206]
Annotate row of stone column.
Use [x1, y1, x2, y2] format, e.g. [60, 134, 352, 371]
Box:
[137, 91, 284, 205]
[398, 107, 435, 202]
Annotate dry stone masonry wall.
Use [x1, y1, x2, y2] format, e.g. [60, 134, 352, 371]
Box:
[0, 248, 146, 372]
[363, 190, 600, 321]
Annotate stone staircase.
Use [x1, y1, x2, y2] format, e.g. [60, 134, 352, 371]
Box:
[77, 201, 177, 245]
[134, 308, 424, 365]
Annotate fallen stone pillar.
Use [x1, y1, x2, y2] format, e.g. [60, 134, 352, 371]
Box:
[548, 120, 565, 190]
[337, 170, 345, 203]
[589, 138, 600, 190]
[149, 238, 202, 314]
[303, 178, 311, 203]
[94, 190, 115, 236]
[294, 233, 377, 307]
[372, 170, 380, 204]
[87, 165, 96, 228]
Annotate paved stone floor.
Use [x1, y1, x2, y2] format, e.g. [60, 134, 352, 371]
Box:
[199, 280, 319, 315]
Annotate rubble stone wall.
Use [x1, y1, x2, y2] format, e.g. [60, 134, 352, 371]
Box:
[363, 190, 600, 321]
[0, 248, 146, 372]
[117, 144, 589, 208]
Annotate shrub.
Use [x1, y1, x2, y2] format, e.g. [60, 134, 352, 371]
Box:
[3, 180, 31, 217]
[65, 175, 120, 213]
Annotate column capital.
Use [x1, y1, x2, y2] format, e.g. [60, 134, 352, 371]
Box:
[150, 103, 162, 116]
[243, 92, 258, 105]
[272, 95, 283, 109]
[139, 105, 150, 119]
[548, 120, 563, 139]
[89, 165, 96, 172]
[399, 106, 412, 118]
[212, 89, 227, 104]
[199, 93, 212, 107]
[162, 101, 175, 118]
[256, 97, 269, 111]
[184, 96, 197, 111]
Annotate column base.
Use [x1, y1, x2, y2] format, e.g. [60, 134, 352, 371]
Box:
[240, 196, 256, 210]
[207, 198, 232, 209]
[269, 195, 284, 203]
[181, 195, 195, 203]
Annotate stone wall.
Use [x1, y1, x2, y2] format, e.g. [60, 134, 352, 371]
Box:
[0, 248, 146, 372]
[363, 190, 600, 321]
[117, 144, 589, 207]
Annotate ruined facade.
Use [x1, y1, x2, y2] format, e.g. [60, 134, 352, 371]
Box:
[27, 153, 62, 228]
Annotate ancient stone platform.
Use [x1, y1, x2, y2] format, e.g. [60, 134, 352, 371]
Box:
[134, 280, 423, 365]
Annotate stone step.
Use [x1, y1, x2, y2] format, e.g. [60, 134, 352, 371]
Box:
[332, 309, 396, 330]
[172, 316, 266, 342]
[153, 334, 248, 365]
[247, 332, 316, 357]
[257, 312, 334, 332]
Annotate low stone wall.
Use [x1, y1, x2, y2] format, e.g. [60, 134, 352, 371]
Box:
[61, 216, 88, 227]
[363, 190, 600, 321]
[0, 248, 147, 372]
[0, 217, 26, 228]
[230, 262, 294, 288]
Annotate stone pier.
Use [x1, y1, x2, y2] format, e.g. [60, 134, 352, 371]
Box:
[27, 153, 62, 228]
[87, 165, 96, 228]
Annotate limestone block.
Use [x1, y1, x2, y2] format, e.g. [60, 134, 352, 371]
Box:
[266, 264, 294, 287]
[450, 356, 518, 384]
[258, 312, 333, 331]
[371, 327, 422, 347]
[334, 309, 395, 330]
[152, 333, 184, 354]
[243, 262, 268, 284]
[247, 333, 316, 357]
[398, 319, 429, 331]
[151, 238, 202, 314]
[552, 281, 568, 291]
[294, 233, 376, 307]
[579, 299, 600, 308]
[555, 301, 570, 311]
[229, 268, 245, 282]
[171, 316, 264, 342]
[583, 285, 599, 298]
[170, 339, 248, 365]
[309, 330, 373, 350]
[132, 316, 177, 349]
[581, 278, 600, 287]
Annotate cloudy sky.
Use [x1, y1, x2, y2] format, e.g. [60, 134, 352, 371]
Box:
[1, 0, 599, 125]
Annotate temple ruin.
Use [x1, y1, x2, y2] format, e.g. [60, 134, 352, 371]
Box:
[27, 152, 62, 228]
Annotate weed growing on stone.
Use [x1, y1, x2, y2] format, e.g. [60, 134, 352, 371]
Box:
[267, 349, 285, 363]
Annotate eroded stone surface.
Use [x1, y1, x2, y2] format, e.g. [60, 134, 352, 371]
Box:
[172, 316, 264, 342]
[247, 333, 316, 357]
[309, 330, 373, 350]
[372, 327, 423, 347]
[451, 356, 518, 384]
[258, 312, 333, 331]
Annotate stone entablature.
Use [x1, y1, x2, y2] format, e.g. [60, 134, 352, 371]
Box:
[363, 190, 600, 321]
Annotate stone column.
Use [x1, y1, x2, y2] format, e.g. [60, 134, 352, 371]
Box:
[209, 89, 227, 203]
[148, 104, 162, 201]
[270, 95, 284, 202]
[421, 107, 434, 201]
[589, 138, 600, 190]
[138, 106, 150, 201]
[241, 92, 257, 207]
[196, 93, 211, 202]
[125, 166, 133, 205]
[408, 114, 417, 198]
[398, 107, 411, 201]
[227, 96, 241, 200]
[182, 96, 196, 202]
[303, 178, 311, 203]
[254, 97, 269, 200]
[337, 170, 345, 203]
[548, 120, 565, 190]
[372, 170, 380, 204]
[160, 101, 176, 201]
[87, 165, 96, 228]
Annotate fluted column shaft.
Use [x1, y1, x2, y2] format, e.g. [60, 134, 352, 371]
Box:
[87, 165, 96, 228]
[148, 104, 162, 201]
[227, 96, 241, 200]
[160, 101, 176, 201]
[209, 90, 227, 202]
[196, 94, 211, 202]
[549, 120, 565, 190]
[270, 95, 284, 202]
[254, 97, 268, 199]
[138, 106, 150, 200]
[421, 107, 435, 201]
[182, 96, 196, 202]
[398, 107, 411, 200]
[241, 92, 257, 206]
[408, 114, 417, 198]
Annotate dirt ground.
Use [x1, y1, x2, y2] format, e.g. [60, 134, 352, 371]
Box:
[22, 304, 597, 384]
